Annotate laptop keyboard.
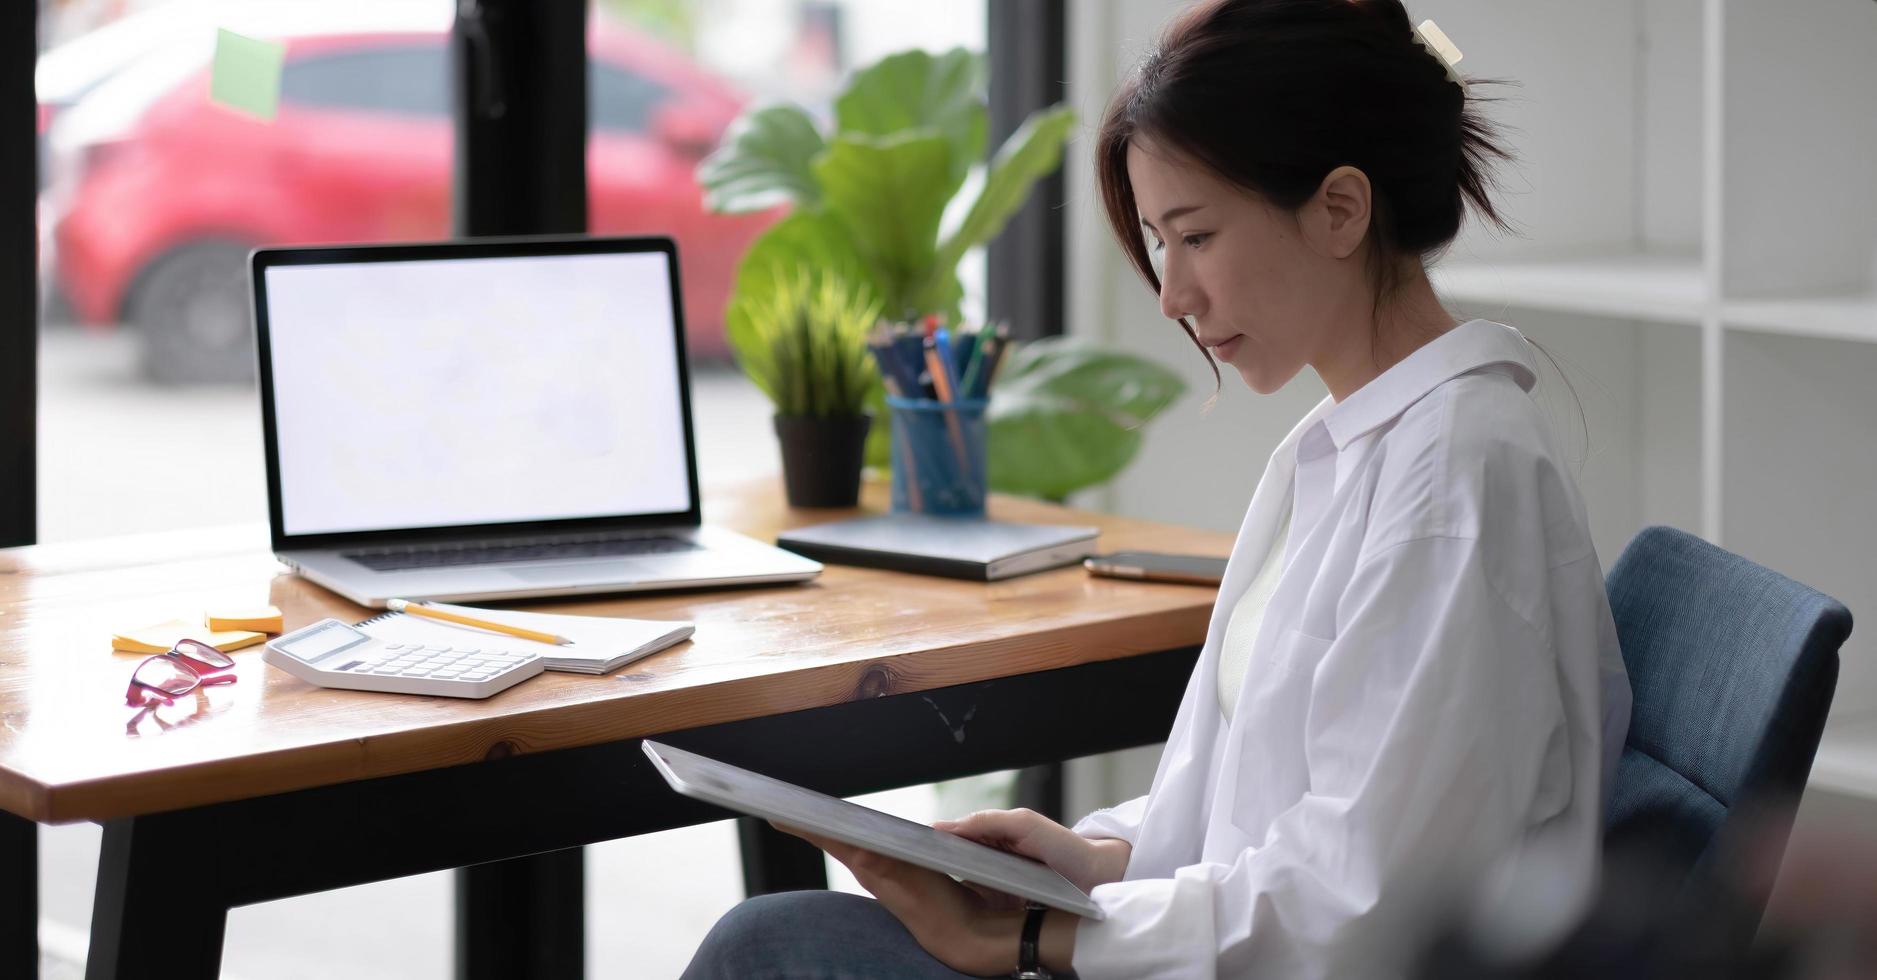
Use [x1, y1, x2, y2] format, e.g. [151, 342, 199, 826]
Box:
[343, 534, 700, 572]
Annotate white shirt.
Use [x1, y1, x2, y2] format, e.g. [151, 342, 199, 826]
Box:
[1217, 508, 1289, 723]
[1070, 319, 1633, 980]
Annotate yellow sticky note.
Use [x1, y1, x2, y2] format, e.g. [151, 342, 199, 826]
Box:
[206, 606, 284, 634]
[209, 28, 285, 121]
[112, 618, 265, 655]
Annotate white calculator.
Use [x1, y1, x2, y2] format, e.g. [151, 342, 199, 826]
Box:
[265, 618, 545, 699]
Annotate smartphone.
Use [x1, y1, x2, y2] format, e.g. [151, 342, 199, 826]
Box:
[1084, 551, 1229, 586]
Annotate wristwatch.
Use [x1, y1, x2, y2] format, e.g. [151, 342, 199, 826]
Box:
[1011, 903, 1053, 979]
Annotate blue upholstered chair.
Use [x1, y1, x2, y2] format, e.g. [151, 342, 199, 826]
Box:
[1602, 525, 1851, 932]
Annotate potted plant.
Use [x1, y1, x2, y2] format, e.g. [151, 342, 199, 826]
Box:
[732, 268, 880, 507]
[700, 47, 1185, 500]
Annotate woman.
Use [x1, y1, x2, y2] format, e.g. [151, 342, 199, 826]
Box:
[685, 0, 1632, 976]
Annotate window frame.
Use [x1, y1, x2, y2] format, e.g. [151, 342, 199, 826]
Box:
[986, 0, 1068, 345]
[2, 1, 34, 548]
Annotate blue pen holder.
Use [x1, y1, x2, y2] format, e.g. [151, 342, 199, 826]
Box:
[887, 396, 988, 516]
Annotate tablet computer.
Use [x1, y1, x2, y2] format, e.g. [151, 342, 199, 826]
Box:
[641, 740, 1104, 919]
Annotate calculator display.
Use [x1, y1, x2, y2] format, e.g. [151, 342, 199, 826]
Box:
[277, 622, 369, 663]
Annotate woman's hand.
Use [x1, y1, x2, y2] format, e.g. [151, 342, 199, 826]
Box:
[934, 808, 1132, 895]
[772, 823, 1033, 976]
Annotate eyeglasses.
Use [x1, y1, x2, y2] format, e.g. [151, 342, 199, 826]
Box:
[125, 639, 239, 707]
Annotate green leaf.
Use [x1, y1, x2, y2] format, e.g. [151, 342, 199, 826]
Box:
[813, 132, 954, 320]
[836, 48, 987, 190]
[696, 103, 826, 214]
[917, 105, 1077, 315]
[985, 338, 1186, 498]
[729, 209, 877, 307]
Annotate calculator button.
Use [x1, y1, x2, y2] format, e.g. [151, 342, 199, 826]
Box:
[371, 665, 403, 674]
[383, 643, 405, 651]
[401, 668, 433, 676]
[456, 648, 480, 655]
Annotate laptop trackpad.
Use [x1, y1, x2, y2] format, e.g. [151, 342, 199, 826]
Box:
[504, 560, 647, 584]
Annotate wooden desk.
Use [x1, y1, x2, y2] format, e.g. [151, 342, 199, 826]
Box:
[0, 480, 1229, 979]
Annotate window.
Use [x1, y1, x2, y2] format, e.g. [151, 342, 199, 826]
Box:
[35, 3, 457, 538]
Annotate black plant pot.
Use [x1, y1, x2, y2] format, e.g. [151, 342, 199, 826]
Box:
[774, 414, 872, 508]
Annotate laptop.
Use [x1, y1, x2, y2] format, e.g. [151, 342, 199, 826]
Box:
[250, 235, 822, 608]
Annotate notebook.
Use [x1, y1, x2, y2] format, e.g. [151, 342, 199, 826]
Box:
[776, 514, 1100, 581]
[354, 601, 694, 675]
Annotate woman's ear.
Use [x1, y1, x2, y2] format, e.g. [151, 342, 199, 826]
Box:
[1300, 165, 1372, 260]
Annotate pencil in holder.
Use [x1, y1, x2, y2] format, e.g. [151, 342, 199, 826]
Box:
[887, 396, 988, 516]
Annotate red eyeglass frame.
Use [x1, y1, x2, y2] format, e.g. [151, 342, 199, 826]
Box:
[124, 638, 239, 707]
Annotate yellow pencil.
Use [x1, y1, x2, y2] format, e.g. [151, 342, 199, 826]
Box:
[387, 598, 573, 646]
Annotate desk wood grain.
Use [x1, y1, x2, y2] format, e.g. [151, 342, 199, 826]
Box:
[0, 479, 1231, 823]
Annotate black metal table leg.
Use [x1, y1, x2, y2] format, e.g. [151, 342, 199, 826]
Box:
[454, 848, 584, 980]
[1015, 762, 1067, 822]
[736, 817, 829, 896]
[87, 816, 227, 980]
[2, 810, 34, 980]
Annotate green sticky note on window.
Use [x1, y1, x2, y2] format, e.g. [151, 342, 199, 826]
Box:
[209, 28, 285, 121]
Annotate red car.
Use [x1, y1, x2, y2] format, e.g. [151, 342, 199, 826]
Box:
[45, 10, 775, 383]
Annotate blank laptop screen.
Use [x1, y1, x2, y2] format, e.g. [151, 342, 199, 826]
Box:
[263, 250, 692, 537]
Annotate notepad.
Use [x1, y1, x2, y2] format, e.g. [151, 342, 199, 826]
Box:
[206, 606, 285, 633]
[354, 602, 694, 675]
[112, 618, 266, 655]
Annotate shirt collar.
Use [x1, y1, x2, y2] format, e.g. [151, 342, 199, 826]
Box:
[1315, 319, 1538, 453]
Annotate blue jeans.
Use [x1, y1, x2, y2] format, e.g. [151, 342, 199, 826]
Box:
[681, 890, 1017, 980]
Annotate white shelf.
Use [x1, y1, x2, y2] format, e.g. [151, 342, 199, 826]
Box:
[1810, 712, 1877, 801]
[1432, 252, 1707, 326]
[1724, 293, 1877, 345]
[1434, 256, 1877, 345]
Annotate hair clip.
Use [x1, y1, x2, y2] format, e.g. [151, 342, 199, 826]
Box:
[1411, 19, 1468, 95]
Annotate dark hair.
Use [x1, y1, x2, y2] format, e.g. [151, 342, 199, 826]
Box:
[1096, 0, 1514, 387]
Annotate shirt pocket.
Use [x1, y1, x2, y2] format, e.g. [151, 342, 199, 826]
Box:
[1265, 626, 1335, 679]
[1229, 628, 1337, 833]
